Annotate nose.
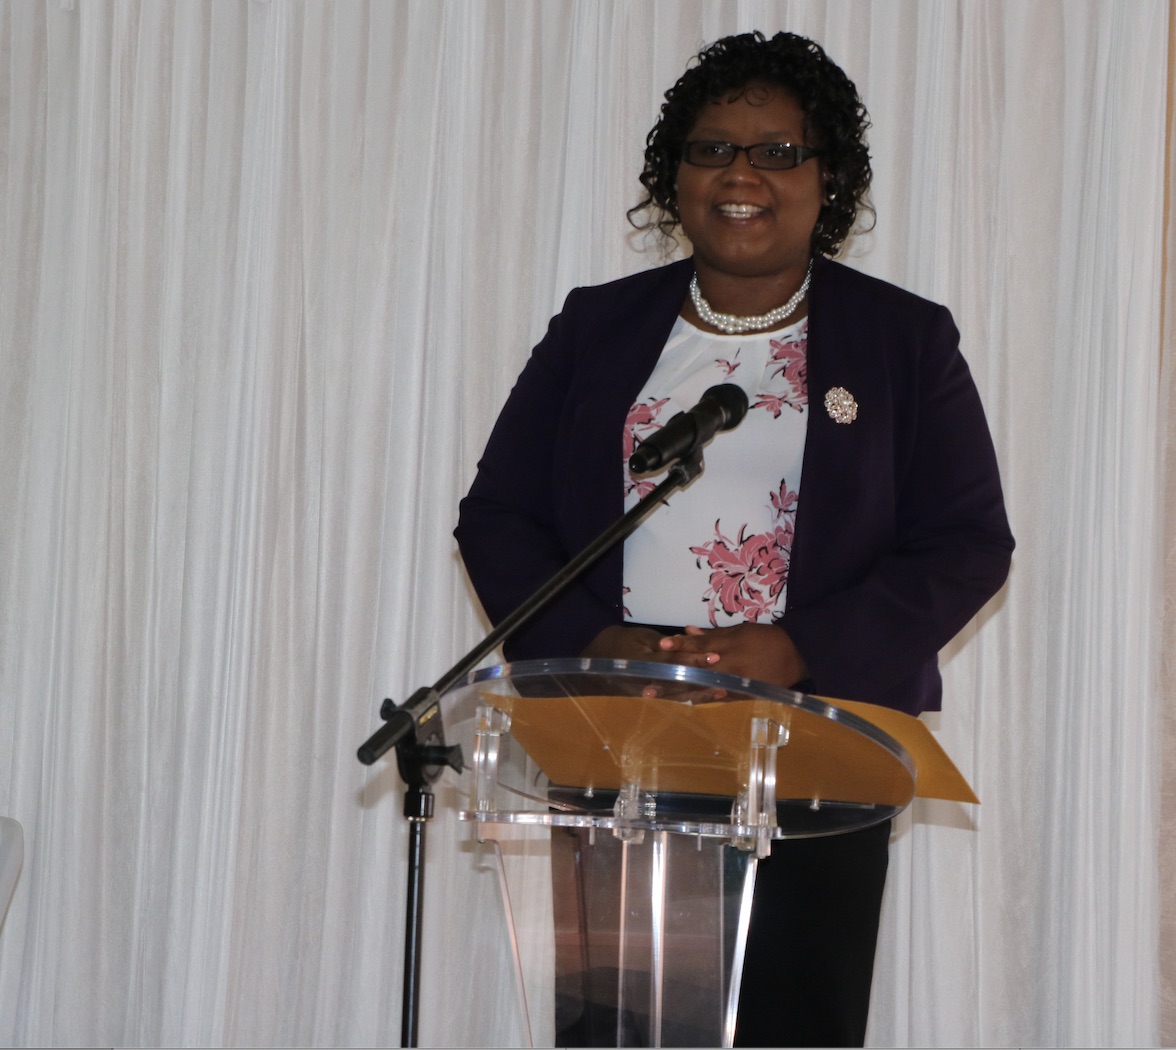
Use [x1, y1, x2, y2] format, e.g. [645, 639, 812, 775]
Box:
[721, 150, 765, 181]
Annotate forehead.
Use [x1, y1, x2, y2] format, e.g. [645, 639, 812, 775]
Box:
[688, 83, 806, 139]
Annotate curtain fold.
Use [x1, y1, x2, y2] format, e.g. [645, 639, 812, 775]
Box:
[0, 2, 1166, 1045]
[1159, 0, 1176, 1044]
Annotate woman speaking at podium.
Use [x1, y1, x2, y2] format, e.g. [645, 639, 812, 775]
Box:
[455, 29, 1013, 1048]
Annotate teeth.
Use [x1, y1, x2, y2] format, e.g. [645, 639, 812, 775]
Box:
[718, 203, 764, 217]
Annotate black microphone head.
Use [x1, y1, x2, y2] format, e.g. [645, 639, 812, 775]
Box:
[701, 383, 749, 430]
[628, 383, 749, 475]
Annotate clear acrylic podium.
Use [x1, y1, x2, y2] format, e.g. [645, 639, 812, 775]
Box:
[440, 658, 920, 1048]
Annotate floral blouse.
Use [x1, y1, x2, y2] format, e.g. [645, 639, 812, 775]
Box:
[622, 314, 809, 628]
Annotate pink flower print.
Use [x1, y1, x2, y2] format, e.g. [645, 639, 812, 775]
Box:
[770, 480, 799, 523]
[753, 334, 808, 417]
[769, 331, 805, 371]
[624, 397, 671, 497]
[715, 349, 741, 377]
[689, 479, 799, 625]
[752, 390, 801, 418]
[770, 482, 799, 555]
[690, 522, 788, 625]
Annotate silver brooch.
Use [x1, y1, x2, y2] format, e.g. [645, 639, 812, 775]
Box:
[824, 387, 858, 424]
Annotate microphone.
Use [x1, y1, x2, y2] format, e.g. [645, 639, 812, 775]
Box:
[628, 383, 749, 474]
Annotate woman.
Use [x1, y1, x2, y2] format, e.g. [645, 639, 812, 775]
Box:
[456, 30, 1013, 1047]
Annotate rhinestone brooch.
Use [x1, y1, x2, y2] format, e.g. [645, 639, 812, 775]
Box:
[824, 387, 858, 424]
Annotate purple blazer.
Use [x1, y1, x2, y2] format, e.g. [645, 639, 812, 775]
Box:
[455, 256, 1014, 715]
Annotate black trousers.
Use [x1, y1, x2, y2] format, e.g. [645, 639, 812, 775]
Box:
[734, 819, 892, 1048]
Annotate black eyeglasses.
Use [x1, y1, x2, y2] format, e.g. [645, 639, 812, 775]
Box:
[682, 141, 822, 171]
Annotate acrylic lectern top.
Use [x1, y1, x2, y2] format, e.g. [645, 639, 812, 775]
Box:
[441, 658, 949, 842]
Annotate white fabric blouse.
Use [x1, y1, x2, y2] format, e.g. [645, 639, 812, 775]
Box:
[622, 314, 809, 628]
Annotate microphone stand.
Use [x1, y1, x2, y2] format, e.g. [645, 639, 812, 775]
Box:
[357, 448, 705, 1048]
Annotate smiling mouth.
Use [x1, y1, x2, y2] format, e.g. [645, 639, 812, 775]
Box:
[716, 202, 768, 218]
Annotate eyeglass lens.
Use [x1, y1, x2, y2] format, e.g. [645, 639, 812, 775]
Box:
[683, 141, 814, 170]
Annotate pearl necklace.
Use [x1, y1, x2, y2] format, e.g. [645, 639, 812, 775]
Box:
[689, 262, 813, 335]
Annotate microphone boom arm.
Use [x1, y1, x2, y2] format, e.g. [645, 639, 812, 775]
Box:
[357, 448, 706, 769]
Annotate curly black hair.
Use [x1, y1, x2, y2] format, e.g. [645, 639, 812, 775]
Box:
[629, 30, 874, 258]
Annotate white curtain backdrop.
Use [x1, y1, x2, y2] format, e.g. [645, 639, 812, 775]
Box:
[0, 1, 1167, 1046]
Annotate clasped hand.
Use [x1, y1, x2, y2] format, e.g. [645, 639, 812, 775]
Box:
[580, 621, 809, 690]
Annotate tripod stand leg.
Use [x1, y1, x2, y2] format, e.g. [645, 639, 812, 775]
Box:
[401, 786, 434, 1048]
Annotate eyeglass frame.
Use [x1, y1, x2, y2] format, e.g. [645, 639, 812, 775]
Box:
[681, 140, 824, 171]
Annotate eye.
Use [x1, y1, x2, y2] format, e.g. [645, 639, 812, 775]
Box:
[691, 141, 733, 162]
[758, 144, 793, 163]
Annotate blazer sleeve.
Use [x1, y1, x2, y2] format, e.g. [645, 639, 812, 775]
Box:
[781, 297, 1014, 710]
[455, 261, 691, 661]
[454, 290, 619, 661]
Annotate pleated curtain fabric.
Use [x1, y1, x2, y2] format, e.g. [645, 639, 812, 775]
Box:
[0, 1, 1168, 1046]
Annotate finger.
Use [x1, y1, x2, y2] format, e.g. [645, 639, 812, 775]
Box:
[656, 641, 720, 669]
[692, 686, 729, 703]
[659, 633, 713, 654]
